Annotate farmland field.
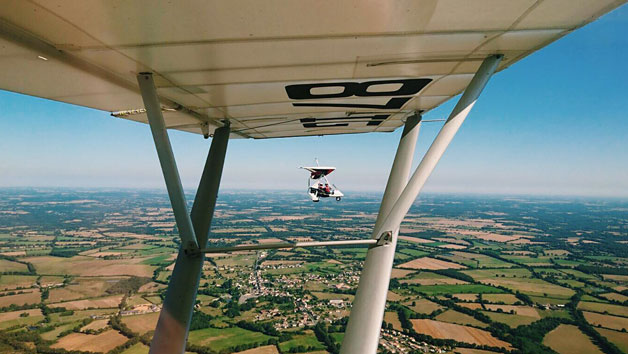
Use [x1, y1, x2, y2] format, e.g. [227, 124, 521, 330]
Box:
[411, 319, 511, 348]
[0, 190, 627, 354]
[482, 311, 538, 328]
[596, 328, 628, 353]
[187, 327, 274, 351]
[434, 309, 488, 327]
[398, 257, 466, 270]
[582, 311, 628, 331]
[578, 301, 628, 317]
[50, 330, 128, 352]
[543, 324, 603, 354]
[278, 332, 325, 352]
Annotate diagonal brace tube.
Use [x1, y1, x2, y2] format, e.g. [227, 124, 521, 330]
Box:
[150, 125, 230, 353]
[376, 54, 502, 236]
[199, 239, 378, 254]
[137, 72, 199, 252]
[341, 54, 502, 354]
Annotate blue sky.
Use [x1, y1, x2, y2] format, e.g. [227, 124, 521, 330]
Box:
[1, 6, 627, 197]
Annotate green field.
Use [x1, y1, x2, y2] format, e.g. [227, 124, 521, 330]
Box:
[187, 326, 274, 351]
[482, 311, 538, 328]
[279, 332, 325, 352]
[121, 343, 150, 354]
[412, 283, 504, 295]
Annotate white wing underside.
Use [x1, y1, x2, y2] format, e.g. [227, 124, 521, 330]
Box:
[0, 0, 624, 139]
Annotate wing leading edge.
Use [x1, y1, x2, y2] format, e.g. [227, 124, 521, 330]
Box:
[0, 0, 625, 139]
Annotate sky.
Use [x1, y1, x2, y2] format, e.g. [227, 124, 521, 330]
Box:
[1, 6, 627, 197]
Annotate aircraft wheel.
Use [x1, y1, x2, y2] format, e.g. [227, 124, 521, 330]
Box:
[336, 197, 341, 201]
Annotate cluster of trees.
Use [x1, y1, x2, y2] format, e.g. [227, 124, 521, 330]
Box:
[236, 320, 281, 338]
[105, 276, 151, 295]
[576, 265, 628, 276]
[110, 315, 138, 338]
[49, 248, 87, 258]
[313, 322, 340, 354]
[189, 311, 213, 331]
[432, 269, 474, 283]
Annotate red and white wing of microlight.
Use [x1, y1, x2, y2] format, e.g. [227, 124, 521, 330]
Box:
[302, 167, 336, 179]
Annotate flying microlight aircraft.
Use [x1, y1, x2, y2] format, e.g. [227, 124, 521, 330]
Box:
[301, 160, 344, 202]
[0, 1, 625, 353]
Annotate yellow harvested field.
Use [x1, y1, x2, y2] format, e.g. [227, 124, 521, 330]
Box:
[0, 290, 40, 306]
[438, 244, 467, 249]
[0, 251, 26, 256]
[597, 328, 628, 354]
[600, 293, 628, 302]
[384, 311, 403, 331]
[451, 229, 521, 242]
[482, 294, 520, 304]
[435, 310, 488, 327]
[583, 311, 628, 331]
[122, 312, 160, 334]
[398, 236, 433, 244]
[484, 305, 539, 318]
[258, 238, 284, 244]
[47, 288, 84, 303]
[578, 301, 628, 317]
[51, 330, 128, 352]
[602, 274, 628, 282]
[82, 319, 109, 331]
[0, 259, 28, 272]
[391, 268, 415, 279]
[0, 308, 42, 322]
[473, 233, 520, 242]
[404, 298, 443, 314]
[398, 257, 466, 270]
[411, 319, 511, 348]
[387, 291, 404, 301]
[543, 324, 603, 354]
[0, 275, 37, 290]
[458, 303, 483, 310]
[24, 256, 155, 277]
[235, 345, 280, 354]
[49, 295, 123, 310]
[102, 232, 159, 240]
[481, 278, 573, 298]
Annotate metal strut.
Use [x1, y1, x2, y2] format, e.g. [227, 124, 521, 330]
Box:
[137, 73, 199, 254]
[198, 239, 378, 254]
[137, 73, 231, 354]
[341, 54, 502, 354]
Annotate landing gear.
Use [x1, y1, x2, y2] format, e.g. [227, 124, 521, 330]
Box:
[336, 197, 341, 201]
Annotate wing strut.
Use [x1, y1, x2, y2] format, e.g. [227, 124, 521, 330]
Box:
[138, 73, 231, 354]
[341, 54, 502, 354]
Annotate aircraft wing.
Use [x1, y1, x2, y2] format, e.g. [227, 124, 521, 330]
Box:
[0, 1, 624, 139]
